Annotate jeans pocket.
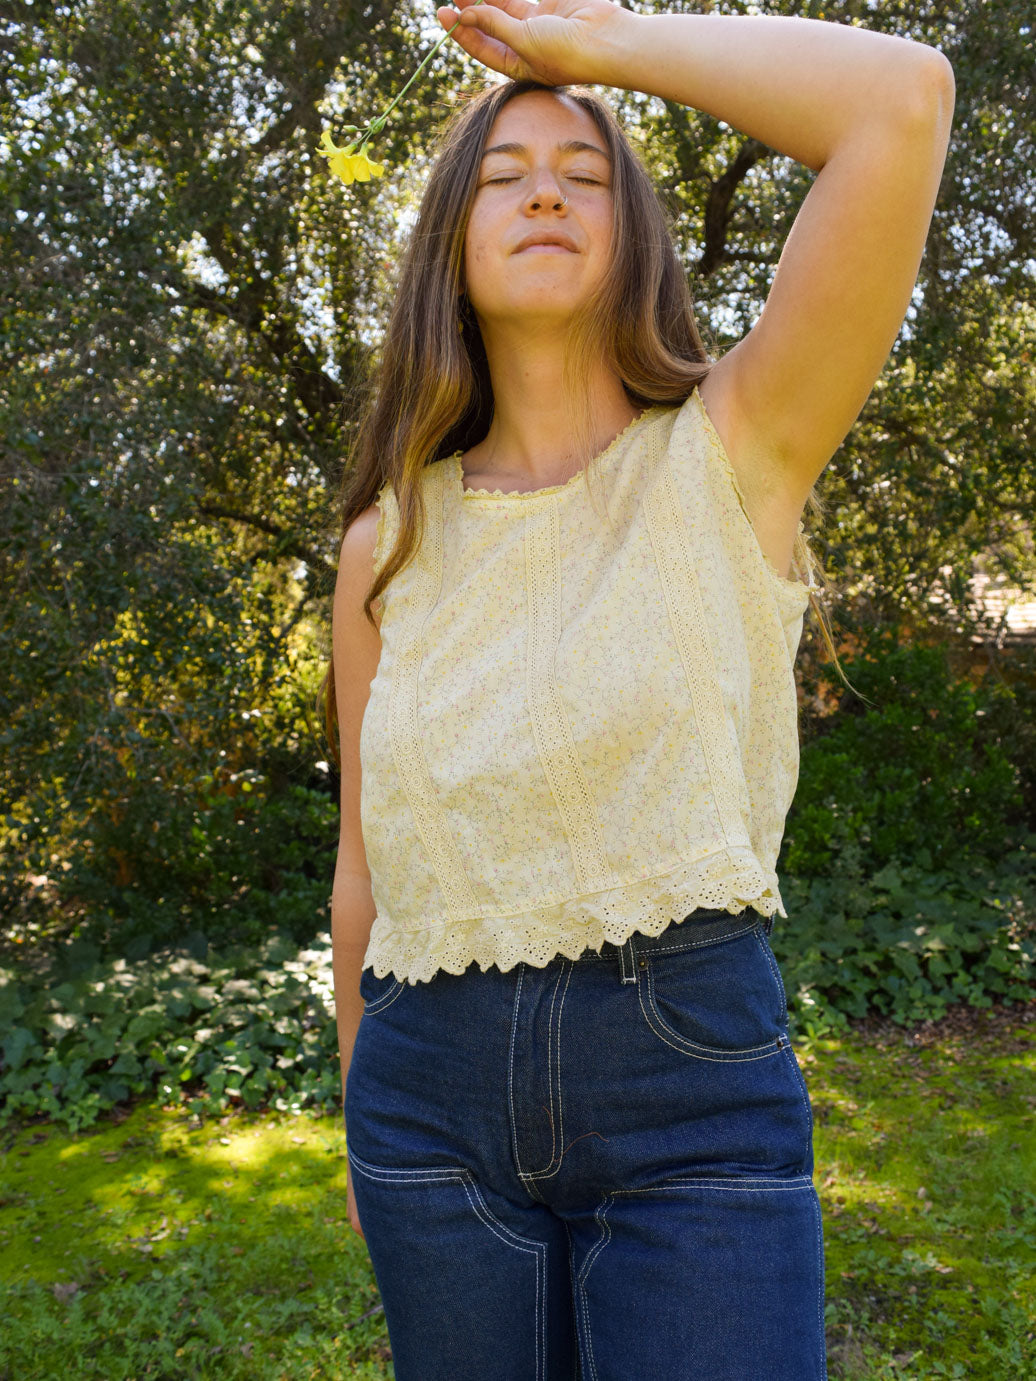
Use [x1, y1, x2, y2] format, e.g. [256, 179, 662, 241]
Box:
[359, 964, 405, 1014]
[640, 924, 785, 1062]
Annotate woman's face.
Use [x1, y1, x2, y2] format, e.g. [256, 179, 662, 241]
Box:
[462, 90, 614, 334]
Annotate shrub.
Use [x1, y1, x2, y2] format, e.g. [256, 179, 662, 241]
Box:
[0, 934, 341, 1134]
[782, 636, 1024, 878]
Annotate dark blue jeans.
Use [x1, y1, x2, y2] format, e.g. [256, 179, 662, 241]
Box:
[344, 908, 827, 1380]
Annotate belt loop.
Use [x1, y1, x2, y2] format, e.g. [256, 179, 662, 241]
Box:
[762, 914, 774, 937]
[618, 936, 637, 984]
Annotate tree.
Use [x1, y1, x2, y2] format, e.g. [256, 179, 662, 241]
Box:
[1, 0, 1032, 950]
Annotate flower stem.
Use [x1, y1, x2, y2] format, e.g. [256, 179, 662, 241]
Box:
[357, 0, 485, 151]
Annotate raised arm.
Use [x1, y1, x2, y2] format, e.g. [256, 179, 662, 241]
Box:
[589, 10, 955, 499]
[440, 0, 955, 509]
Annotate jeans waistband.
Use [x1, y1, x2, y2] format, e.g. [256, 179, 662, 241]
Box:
[573, 907, 772, 985]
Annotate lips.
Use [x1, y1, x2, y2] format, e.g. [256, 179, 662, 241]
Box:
[514, 231, 578, 254]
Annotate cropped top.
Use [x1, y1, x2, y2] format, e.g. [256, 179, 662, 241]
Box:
[359, 387, 820, 984]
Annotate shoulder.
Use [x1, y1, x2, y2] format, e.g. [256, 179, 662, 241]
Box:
[337, 500, 385, 633]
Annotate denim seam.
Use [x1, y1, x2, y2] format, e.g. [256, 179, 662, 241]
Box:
[545, 960, 570, 1174]
[508, 964, 537, 1192]
[809, 1183, 829, 1380]
[616, 1175, 815, 1193]
[779, 1039, 815, 1164]
[639, 917, 760, 955]
[575, 1192, 614, 1381]
[347, 1148, 549, 1378]
[528, 964, 560, 1174]
[362, 978, 405, 1014]
[564, 1218, 580, 1373]
[639, 965, 783, 1062]
[753, 927, 789, 1025]
[517, 962, 578, 1185]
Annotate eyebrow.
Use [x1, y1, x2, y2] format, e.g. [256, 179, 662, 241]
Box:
[481, 139, 611, 162]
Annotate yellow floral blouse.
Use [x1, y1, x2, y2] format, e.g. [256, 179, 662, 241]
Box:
[359, 388, 819, 984]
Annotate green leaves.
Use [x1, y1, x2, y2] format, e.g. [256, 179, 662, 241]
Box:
[784, 636, 1024, 878]
[774, 841, 1036, 1035]
[0, 934, 341, 1133]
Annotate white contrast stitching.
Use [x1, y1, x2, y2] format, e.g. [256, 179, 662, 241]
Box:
[754, 926, 789, 1023]
[615, 1175, 815, 1193]
[508, 962, 533, 1186]
[639, 952, 782, 1062]
[362, 977, 405, 1014]
[347, 1148, 549, 1380]
[575, 1192, 614, 1381]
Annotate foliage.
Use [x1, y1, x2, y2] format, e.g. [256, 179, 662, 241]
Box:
[2, 0, 1034, 964]
[0, 934, 342, 1135]
[5, 775, 338, 961]
[977, 641, 1036, 827]
[772, 843, 1036, 1043]
[0, 446, 338, 953]
[782, 634, 1025, 878]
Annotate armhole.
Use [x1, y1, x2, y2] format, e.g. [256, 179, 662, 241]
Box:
[370, 481, 395, 620]
[692, 386, 819, 601]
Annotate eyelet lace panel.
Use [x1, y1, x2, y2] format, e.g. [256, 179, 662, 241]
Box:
[642, 422, 752, 850]
[364, 846, 783, 985]
[525, 499, 617, 892]
[386, 462, 484, 923]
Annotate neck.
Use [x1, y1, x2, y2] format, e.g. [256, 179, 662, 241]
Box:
[467, 323, 639, 487]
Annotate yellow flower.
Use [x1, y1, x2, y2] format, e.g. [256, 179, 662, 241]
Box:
[317, 129, 385, 186]
[314, 3, 479, 191]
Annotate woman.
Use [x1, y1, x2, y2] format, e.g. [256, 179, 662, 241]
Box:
[325, 3, 954, 1376]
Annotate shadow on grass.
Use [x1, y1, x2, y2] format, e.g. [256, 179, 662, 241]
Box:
[2, 999, 1033, 1380]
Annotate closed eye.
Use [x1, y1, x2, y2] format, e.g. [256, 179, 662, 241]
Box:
[486, 176, 602, 186]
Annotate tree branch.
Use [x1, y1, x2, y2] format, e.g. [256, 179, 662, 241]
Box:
[196, 502, 335, 582]
[697, 139, 769, 278]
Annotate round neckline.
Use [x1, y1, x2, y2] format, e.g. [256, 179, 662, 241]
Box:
[451, 405, 664, 501]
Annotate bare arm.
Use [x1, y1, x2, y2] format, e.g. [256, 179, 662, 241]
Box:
[330, 504, 384, 1237]
[589, 10, 956, 498]
[442, 1, 955, 506]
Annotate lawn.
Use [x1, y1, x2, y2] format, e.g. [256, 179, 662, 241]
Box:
[2, 1001, 1033, 1380]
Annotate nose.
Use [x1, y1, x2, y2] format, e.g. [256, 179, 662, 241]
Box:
[525, 172, 567, 211]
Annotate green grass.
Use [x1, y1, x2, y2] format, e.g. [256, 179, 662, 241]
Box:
[2, 1004, 1033, 1380]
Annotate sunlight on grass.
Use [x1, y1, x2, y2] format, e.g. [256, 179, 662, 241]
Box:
[2, 1008, 1033, 1379]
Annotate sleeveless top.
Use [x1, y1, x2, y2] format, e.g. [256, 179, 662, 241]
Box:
[359, 388, 820, 984]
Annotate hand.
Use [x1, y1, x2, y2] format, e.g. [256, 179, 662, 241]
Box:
[435, 0, 629, 89]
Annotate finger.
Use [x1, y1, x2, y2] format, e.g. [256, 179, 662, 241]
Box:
[438, 5, 525, 77]
[466, 0, 542, 18]
[453, 0, 528, 53]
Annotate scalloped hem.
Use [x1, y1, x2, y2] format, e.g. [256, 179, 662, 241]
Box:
[365, 855, 788, 985]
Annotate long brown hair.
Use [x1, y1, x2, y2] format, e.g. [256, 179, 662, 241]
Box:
[320, 78, 843, 768]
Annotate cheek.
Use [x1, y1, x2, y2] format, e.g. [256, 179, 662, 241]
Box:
[464, 218, 492, 274]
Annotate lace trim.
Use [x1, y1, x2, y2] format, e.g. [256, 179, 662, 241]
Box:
[453, 405, 664, 499]
[525, 501, 616, 891]
[365, 848, 787, 985]
[387, 463, 483, 921]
